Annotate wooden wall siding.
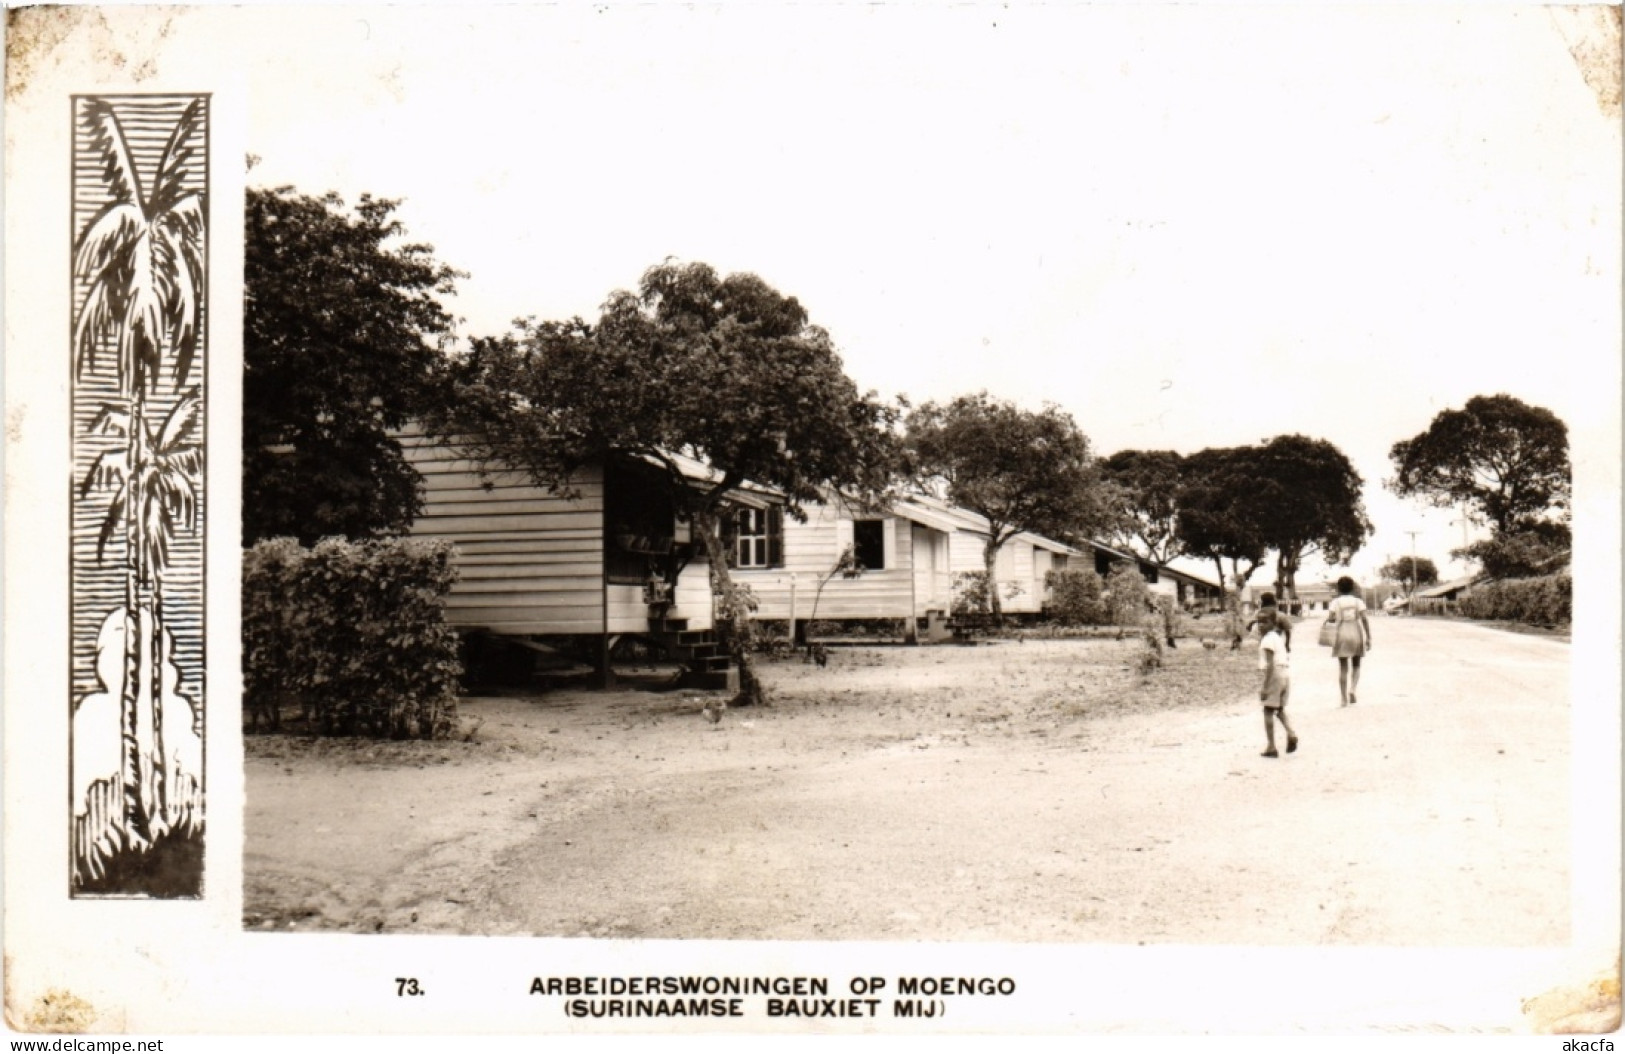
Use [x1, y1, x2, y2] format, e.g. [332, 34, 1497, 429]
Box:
[943, 530, 1053, 613]
[1000, 539, 1044, 613]
[911, 525, 953, 613]
[606, 583, 646, 633]
[740, 568, 917, 620]
[735, 503, 929, 620]
[947, 529, 988, 577]
[1033, 548, 1055, 605]
[896, 516, 915, 567]
[602, 560, 713, 633]
[671, 561, 714, 630]
[401, 432, 608, 636]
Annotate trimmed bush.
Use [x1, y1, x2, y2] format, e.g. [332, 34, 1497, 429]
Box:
[1458, 572, 1571, 626]
[244, 536, 463, 739]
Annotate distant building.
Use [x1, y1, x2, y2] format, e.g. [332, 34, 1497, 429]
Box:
[732, 491, 1080, 635]
[1414, 575, 1481, 603]
[1082, 544, 1224, 611]
[1245, 579, 1343, 613]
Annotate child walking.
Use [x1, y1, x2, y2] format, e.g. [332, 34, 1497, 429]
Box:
[1247, 590, 1293, 651]
[1257, 609, 1297, 758]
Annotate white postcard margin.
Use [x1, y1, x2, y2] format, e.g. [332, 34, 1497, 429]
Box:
[3, 3, 1619, 1037]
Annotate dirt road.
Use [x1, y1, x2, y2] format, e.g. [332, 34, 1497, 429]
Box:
[244, 616, 1570, 946]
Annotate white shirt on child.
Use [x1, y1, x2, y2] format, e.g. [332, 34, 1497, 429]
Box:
[1258, 629, 1290, 671]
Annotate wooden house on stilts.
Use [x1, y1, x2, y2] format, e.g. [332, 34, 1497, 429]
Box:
[400, 427, 1224, 674]
[730, 491, 1084, 639]
[399, 431, 777, 689]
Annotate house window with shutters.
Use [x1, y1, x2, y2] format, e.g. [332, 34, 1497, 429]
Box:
[734, 506, 783, 568]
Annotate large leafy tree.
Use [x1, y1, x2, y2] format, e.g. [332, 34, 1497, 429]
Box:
[437, 260, 902, 705]
[1100, 449, 1185, 564]
[1249, 434, 1372, 600]
[1388, 394, 1571, 535]
[905, 392, 1112, 622]
[244, 186, 462, 545]
[1175, 445, 1270, 618]
[1378, 554, 1440, 590]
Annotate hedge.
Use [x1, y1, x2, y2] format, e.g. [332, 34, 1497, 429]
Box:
[1457, 572, 1571, 626]
[244, 536, 463, 739]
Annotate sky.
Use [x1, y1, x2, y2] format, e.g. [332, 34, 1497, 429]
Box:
[152, 3, 1622, 583]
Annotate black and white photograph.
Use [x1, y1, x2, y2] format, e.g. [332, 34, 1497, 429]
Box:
[4, 1, 1621, 1044]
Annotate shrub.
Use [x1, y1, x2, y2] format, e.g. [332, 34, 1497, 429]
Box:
[1103, 561, 1152, 627]
[750, 619, 793, 647]
[711, 577, 761, 653]
[1045, 568, 1110, 625]
[1458, 572, 1571, 626]
[950, 571, 1025, 616]
[1153, 593, 1188, 641]
[244, 536, 463, 739]
[1138, 625, 1164, 674]
[802, 618, 907, 639]
[1455, 525, 1570, 580]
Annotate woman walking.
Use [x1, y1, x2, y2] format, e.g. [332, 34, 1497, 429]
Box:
[1328, 576, 1372, 707]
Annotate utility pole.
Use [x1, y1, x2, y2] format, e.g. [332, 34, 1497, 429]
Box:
[1404, 529, 1422, 615]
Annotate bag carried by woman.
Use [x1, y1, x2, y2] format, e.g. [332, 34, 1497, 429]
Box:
[1317, 614, 1337, 647]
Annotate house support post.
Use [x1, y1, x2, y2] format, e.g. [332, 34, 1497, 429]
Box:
[596, 633, 615, 690]
[597, 563, 614, 690]
[905, 557, 919, 645]
[788, 573, 797, 649]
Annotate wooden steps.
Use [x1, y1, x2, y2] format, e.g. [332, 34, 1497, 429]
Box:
[644, 616, 737, 691]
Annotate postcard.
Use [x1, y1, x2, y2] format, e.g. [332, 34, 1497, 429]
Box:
[5, 3, 1620, 1042]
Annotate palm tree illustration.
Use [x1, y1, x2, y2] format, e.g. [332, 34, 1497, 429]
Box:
[81, 392, 203, 833]
[73, 97, 206, 855]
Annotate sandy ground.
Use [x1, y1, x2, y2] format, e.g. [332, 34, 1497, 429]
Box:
[244, 616, 1570, 945]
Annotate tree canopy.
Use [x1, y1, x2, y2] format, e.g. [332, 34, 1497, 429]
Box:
[436, 259, 903, 703]
[1455, 521, 1572, 580]
[244, 186, 462, 545]
[1100, 449, 1185, 564]
[905, 392, 1111, 619]
[1248, 434, 1371, 599]
[1388, 394, 1571, 535]
[442, 261, 902, 514]
[1174, 445, 1270, 596]
[1378, 555, 1440, 589]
